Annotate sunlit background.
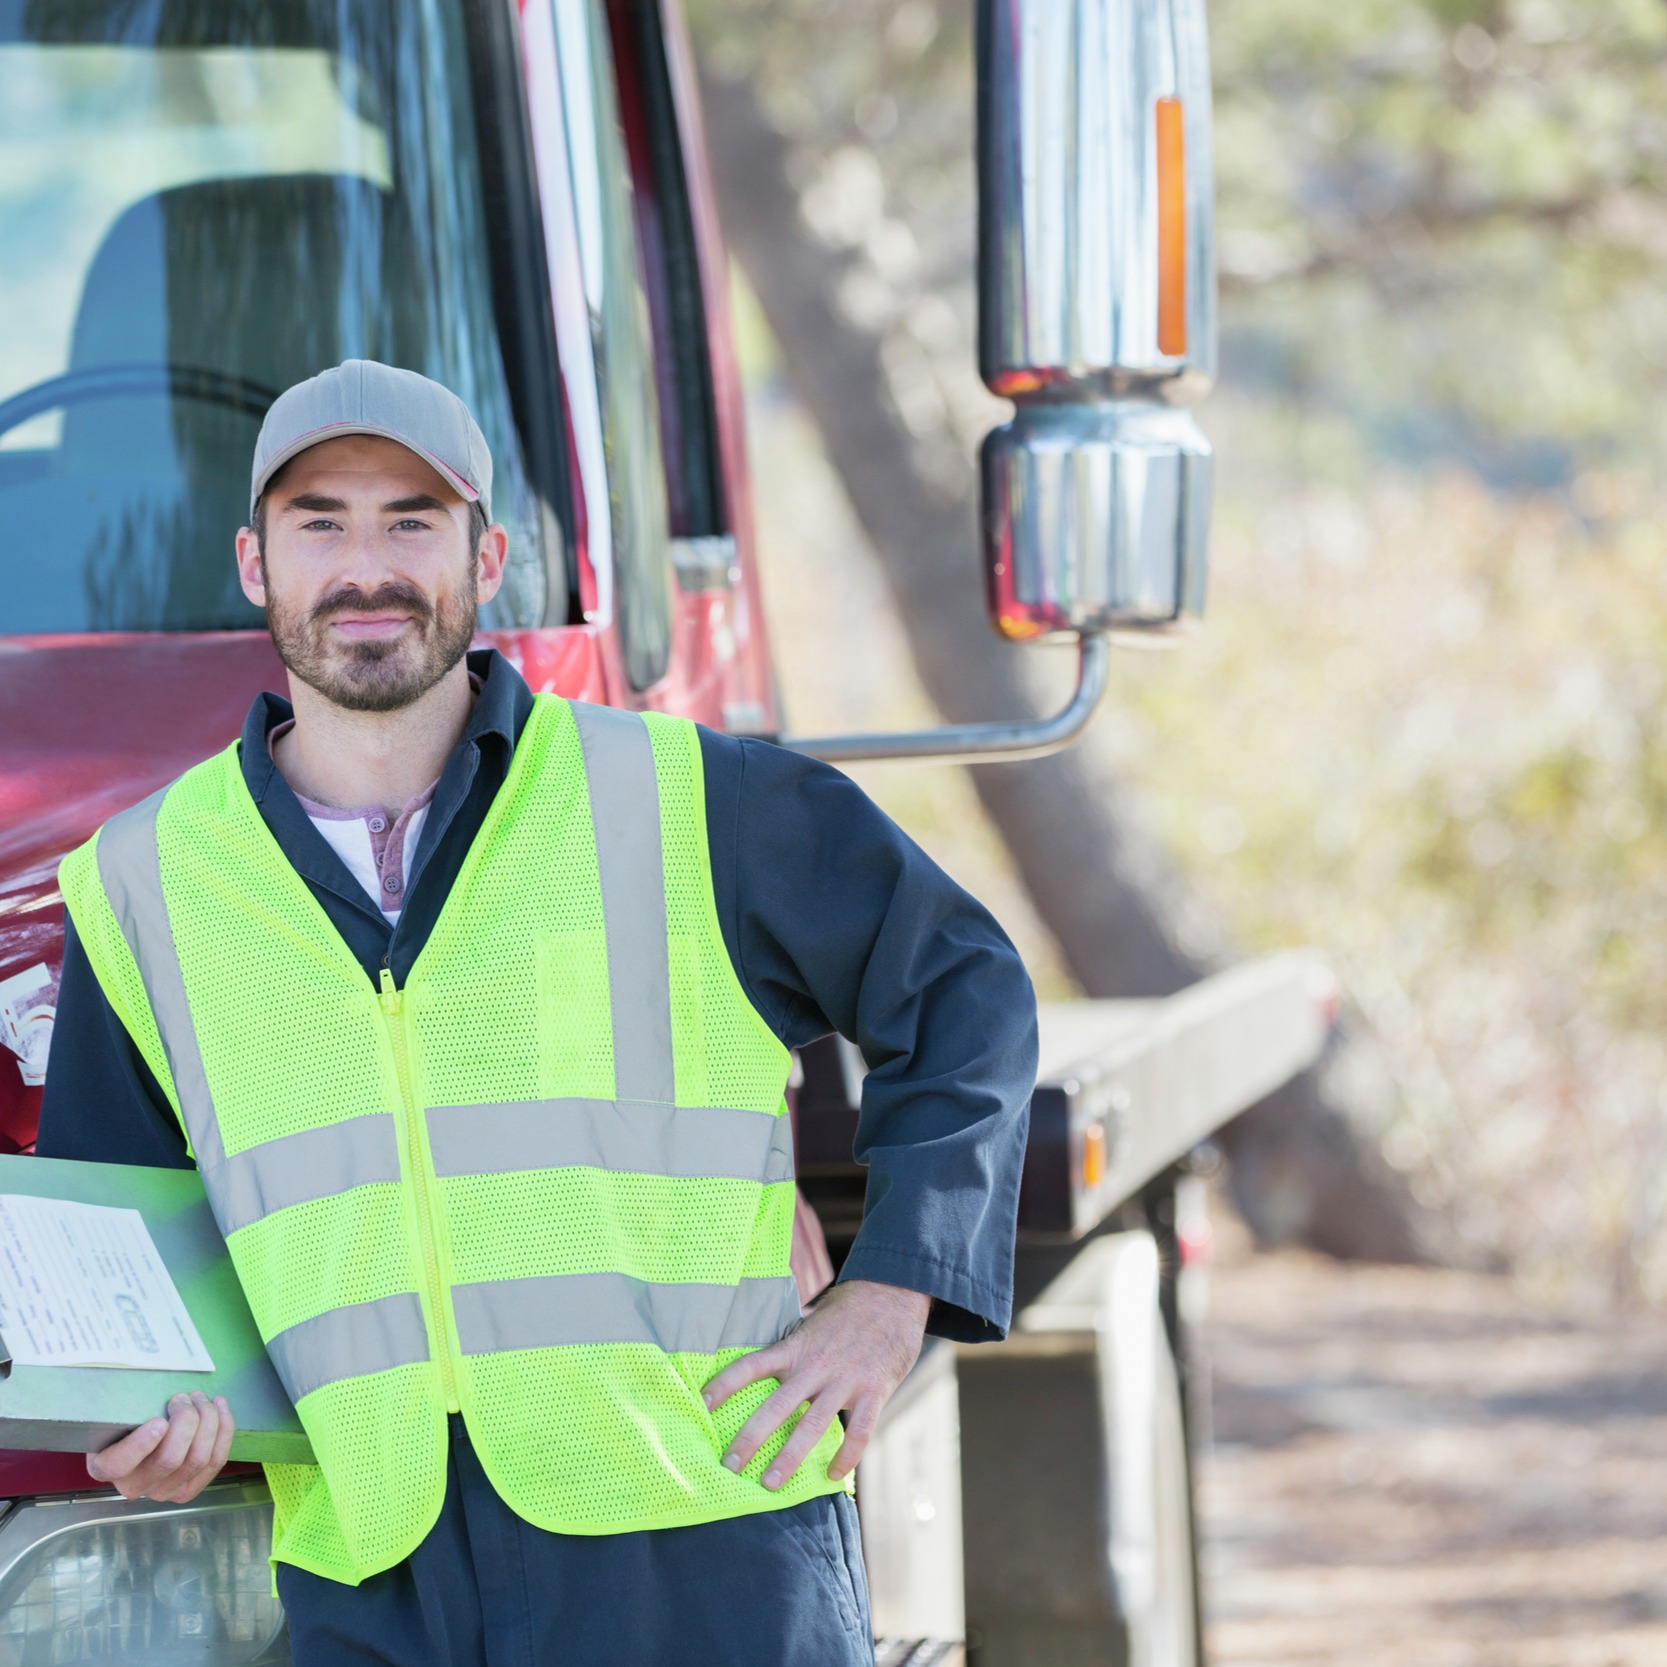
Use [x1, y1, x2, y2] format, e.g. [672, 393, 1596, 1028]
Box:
[694, 0, 1667, 1306]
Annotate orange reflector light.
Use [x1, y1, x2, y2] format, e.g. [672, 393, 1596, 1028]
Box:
[1155, 96, 1187, 358]
[1081, 1119, 1107, 1190]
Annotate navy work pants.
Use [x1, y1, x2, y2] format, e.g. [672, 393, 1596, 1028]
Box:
[276, 1416, 876, 1667]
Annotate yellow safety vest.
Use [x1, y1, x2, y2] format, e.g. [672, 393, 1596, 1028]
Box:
[60, 696, 845, 1585]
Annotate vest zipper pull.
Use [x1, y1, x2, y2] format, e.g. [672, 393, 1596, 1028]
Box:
[379, 966, 401, 1017]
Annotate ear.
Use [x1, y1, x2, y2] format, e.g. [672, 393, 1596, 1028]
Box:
[235, 527, 267, 608]
[476, 523, 509, 606]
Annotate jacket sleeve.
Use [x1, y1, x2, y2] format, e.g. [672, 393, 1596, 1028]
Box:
[34, 912, 193, 1169]
[702, 730, 1037, 1343]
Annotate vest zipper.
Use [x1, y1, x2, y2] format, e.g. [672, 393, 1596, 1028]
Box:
[380, 966, 461, 1414]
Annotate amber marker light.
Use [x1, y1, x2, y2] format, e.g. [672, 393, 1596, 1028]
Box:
[1081, 1118, 1108, 1191]
[1155, 95, 1187, 358]
[993, 368, 1047, 396]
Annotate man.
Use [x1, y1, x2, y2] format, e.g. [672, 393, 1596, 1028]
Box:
[37, 360, 1035, 1667]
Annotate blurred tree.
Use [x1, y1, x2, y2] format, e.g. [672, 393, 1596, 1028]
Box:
[684, 0, 1667, 1288]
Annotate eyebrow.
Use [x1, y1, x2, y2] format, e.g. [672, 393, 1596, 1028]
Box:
[282, 493, 450, 515]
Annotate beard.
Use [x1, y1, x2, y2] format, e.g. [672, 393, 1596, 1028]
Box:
[262, 559, 478, 714]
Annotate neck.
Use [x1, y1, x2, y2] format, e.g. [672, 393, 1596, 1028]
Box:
[272, 660, 474, 810]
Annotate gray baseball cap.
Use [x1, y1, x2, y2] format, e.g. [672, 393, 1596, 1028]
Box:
[250, 359, 493, 519]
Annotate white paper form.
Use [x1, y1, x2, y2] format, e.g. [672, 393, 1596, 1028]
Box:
[0, 1195, 213, 1372]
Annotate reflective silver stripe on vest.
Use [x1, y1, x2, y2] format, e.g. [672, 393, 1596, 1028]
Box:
[216, 1114, 404, 1236]
[265, 1292, 431, 1403]
[570, 703, 675, 1106]
[451, 1272, 802, 1357]
[426, 1099, 794, 1184]
[95, 784, 226, 1172]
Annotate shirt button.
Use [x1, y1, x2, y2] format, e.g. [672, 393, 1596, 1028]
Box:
[368, 816, 387, 833]
[383, 874, 401, 893]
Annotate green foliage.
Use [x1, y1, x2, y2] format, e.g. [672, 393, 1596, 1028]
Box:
[1116, 412, 1667, 1294]
[1213, 0, 1667, 461]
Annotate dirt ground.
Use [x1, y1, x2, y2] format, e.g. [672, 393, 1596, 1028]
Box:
[1198, 1249, 1667, 1666]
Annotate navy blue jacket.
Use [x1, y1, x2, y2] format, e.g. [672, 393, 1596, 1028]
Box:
[36, 650, 1035, 1341]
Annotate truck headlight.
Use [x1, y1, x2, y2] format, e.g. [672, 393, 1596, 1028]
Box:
[0, 1478, 286, 1664]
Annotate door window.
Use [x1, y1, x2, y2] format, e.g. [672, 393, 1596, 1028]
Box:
[529, 0, 675, 689]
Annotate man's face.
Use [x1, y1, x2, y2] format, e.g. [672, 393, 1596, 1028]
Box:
[234, 435, 505, 713]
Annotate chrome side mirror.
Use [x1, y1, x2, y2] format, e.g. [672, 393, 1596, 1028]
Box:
[984, 403, 1210, 642]
[979, 0, 1216, 642]
[782, 0, 1217, 764]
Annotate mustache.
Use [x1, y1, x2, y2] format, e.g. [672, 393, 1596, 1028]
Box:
[309, 582, 435, 627]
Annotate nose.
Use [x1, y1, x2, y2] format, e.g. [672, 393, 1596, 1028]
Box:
[332, 523, 408, 595]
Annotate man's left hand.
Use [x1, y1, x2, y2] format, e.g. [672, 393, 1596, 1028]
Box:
[703, 1278, 931, 1491]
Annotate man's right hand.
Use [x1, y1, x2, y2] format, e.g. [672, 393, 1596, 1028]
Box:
[87, 1391, 235, 1503]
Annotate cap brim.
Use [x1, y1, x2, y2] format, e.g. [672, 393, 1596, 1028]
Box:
[250, 421, 483, 518]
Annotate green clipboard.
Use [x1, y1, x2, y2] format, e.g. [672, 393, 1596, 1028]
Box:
[0, 1153, 311, 1463]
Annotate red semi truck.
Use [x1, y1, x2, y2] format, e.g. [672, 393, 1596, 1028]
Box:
[0, 2, 1329, 1662]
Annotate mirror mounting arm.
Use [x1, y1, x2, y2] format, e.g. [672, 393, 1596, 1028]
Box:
[776, 636, 1109, 766]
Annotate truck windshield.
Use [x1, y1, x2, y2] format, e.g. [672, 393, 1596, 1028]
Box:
[0, 0, 554, 633]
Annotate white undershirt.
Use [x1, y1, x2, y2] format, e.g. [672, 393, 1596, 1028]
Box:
[308, 805, 431, 920]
